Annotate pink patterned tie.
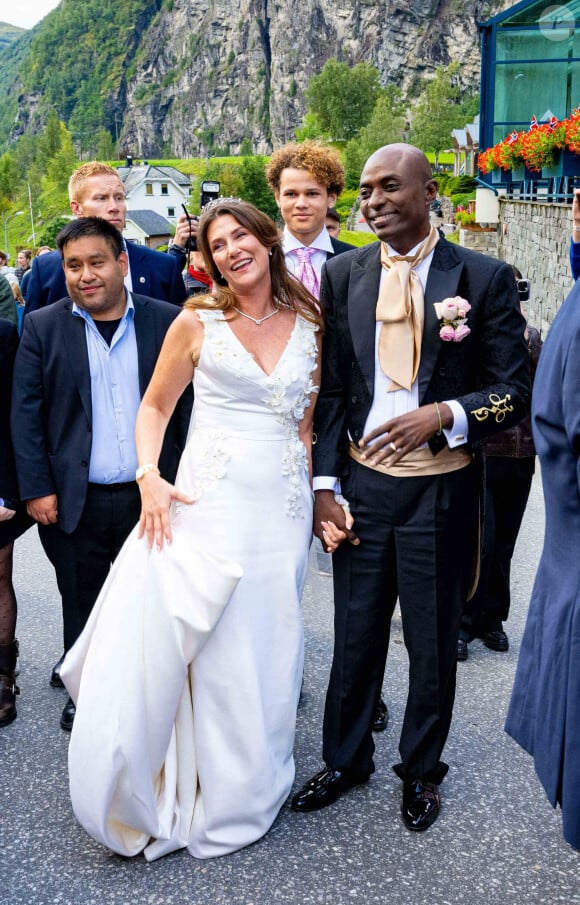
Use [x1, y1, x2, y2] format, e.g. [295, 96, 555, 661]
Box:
[292, 246, 320, 300]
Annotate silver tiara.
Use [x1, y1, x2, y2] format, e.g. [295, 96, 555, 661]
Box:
[200, 196, 244, 215]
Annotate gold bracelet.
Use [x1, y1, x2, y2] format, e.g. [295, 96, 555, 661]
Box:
[434, 401, 443, 434]
[136, 463, 160, 482]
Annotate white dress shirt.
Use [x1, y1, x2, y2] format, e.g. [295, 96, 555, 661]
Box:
[282, 226, 334, 279]
[314, 237, 468, 491]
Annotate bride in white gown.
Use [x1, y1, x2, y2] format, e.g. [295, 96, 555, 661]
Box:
[61, 199, 322, 861]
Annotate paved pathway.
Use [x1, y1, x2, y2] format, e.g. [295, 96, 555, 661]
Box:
[2, 471, 578, 904]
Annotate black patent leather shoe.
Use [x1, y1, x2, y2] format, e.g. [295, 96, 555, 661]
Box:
[484, 629, 509, 652]
[60, 696, 75, 732]
[401, 779, 441, 831]
[291, 768, 369, 812]
[50, 653, 66, 688]
[457, 639, 468, 661]
[372, 697, 389, 732]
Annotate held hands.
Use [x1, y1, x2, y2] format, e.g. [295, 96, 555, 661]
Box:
[27, 494, 58, 525]
[137, 472, 194, 550]
[359, 403, 451, 467]
[314, 490, 359, 553]
[0, 506, 16, 522]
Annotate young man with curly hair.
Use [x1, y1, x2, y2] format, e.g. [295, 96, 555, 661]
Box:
[24, 162, 186, 317]
[266, 141, 353, 300]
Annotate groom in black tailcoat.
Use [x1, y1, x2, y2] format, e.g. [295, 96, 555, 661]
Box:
[292, 144, 530, 830]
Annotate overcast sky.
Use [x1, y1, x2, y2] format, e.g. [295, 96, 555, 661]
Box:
[3, 0, 61, 30]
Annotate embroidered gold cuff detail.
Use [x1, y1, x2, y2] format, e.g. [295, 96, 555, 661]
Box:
[471, 393, 514, 424]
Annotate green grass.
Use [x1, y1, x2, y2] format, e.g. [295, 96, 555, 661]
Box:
[113, 157, 249, 176]
[340, 229, 378, 246]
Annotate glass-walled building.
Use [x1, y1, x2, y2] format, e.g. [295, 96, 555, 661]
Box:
[480, 0, 580, 151]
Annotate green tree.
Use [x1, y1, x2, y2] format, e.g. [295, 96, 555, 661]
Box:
[36, 216, 70, 249]
[239, 156, 279, 221]
[0, 153, 19, 201]
[239, 136, 253, 156]
[294, 112, 329, 142]
[344, 86, 407, 189]
[95, 127, 117, 162]
[39, 108, 62, 161]
[410, 63, 471, 168]
[45, 123, 79, 193]
[306, 59, 382, 141]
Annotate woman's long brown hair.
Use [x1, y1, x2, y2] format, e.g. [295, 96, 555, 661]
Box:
[185, 199, 323, 329]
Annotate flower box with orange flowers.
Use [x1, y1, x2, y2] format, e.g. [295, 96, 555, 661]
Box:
[478, 114, 578, 174]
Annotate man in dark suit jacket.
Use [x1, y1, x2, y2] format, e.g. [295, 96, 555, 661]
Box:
[266, 139, 389, 733]
[291, 144, 530, 831]
[23, 162, 186, 317]
[12, 218, 192, 731]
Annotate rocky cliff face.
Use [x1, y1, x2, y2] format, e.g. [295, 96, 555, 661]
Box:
[120, 0, 513, 157]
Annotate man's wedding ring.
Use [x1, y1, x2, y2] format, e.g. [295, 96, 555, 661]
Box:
[390, 442, 398, 452]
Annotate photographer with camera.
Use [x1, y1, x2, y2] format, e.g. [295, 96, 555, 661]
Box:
[168, 183, 220, 297]
[458, 269, 542, 661]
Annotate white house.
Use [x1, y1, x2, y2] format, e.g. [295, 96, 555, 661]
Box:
[123, 210, 173, 249]
[451, 115, 480, 176]
[116, 161, 192, 224]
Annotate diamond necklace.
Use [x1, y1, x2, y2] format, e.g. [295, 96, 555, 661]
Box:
[233, 305, 280, 326]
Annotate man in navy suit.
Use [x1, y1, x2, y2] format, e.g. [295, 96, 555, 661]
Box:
[12, 218, 192, 731]
[291, 144, 530, 831]
[24, 162, 186, 317]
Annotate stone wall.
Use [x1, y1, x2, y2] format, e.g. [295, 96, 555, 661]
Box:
[459, 199, 574, 336]
[459, 227, 497, 256]
[497, 199, 574, 335]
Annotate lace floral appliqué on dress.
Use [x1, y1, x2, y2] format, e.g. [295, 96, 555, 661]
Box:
[196, 309, 318, 518]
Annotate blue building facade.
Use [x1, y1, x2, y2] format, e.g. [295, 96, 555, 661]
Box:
[479, 0, 580, 184]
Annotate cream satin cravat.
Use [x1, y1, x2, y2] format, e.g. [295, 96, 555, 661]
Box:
[376, 226, 440, 392]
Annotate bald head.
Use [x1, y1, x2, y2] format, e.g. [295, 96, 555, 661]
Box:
[366, 144, 433, 182]
[359, 143, 437, 253]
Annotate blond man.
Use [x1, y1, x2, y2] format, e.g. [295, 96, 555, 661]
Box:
[24, 162, 186, 316]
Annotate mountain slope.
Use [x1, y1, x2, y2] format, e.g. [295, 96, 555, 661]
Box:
[0, 0, 514, 155]
[0, 21, 26, 53]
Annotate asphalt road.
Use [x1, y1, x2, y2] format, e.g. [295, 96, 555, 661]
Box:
[2, 470, 579, 905]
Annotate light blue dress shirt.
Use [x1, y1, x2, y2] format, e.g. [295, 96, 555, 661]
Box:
[72, 293, 141, 484]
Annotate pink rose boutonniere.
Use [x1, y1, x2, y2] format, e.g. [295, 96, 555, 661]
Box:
[434, 296, 471, 342]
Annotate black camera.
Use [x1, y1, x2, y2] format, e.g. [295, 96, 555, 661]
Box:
[200, 180, 220, 208]
[181, 204, 199, 252]
[517, 279, 531, 303]
[181, 181, 221, 252]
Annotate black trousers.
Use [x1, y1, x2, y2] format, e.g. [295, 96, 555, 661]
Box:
[461, 455, 534, 638]
[323, 459, 477, 783]
[39, 483, 141, 652]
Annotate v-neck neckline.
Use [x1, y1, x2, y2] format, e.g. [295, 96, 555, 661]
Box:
[225, 313, 299, 378]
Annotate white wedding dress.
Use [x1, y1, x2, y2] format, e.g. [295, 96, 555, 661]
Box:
[61, 309, 318, 861]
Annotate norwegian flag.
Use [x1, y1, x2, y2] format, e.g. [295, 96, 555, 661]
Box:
[529, 115, 539, 131]
[548, 116, 559, 130]
[507, 130, 519, 144]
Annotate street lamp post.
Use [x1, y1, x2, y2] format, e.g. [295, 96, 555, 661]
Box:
[2, 211, 24, 261]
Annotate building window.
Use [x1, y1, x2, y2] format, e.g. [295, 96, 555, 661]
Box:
[145, 183, 153, 195]
[161, 183, 168, 195]
[167, 207, 175, 217]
